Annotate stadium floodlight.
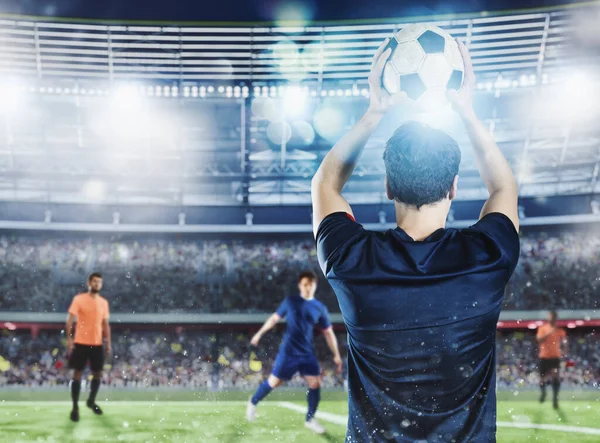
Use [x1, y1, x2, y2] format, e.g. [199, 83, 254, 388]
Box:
[282, 86, 307, 117]
[83, 180, 106, 201]
[313, 106, 345, 143]
[112, 84, 143, 110]
[0, 79, 26, 115]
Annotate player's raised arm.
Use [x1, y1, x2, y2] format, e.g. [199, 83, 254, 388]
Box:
[250, 313, 281, 346]
[311, 38, 406, 236]
[448, 40, 519, 231]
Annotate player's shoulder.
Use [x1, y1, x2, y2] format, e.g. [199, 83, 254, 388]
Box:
[73, 293, 86, 301]
[99, 294, 109, 305]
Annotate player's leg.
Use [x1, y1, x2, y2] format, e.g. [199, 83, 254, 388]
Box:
[87, 347, 105, 415]
[247, 374, 284, 421]
[551, 363, 561, 409]
[301, 356, 325, 434]
[539, 359, 547, 403]
[68, 345, 86, 422]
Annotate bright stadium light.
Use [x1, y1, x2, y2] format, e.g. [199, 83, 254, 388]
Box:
[0, 79, 27, 115]
[282, 86, 307, 117]
[112, 84, 143, 110]
[83, 180, 106, 201]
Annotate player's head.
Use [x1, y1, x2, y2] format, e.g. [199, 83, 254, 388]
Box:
[548, 310, 558, 326]
[383, 122, 461, 209]
[298, 271, 318, 300]
[88, 272, 103, 294]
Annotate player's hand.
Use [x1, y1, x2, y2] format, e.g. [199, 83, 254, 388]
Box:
[250, 334, 261, 347]
[105, 343, 112, 357]
[367, 38, 407, 116]
[66, 337, 74, 354]
[447, 39, 476, 119]
[333, 355, 343, 374]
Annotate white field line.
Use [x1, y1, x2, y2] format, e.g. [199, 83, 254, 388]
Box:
[0, 401, 249, 406]
[278, 402, 600, 436]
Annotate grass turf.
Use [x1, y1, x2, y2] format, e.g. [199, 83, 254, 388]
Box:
[0, 395, 599, 442]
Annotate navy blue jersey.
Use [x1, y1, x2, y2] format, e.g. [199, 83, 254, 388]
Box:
[276, 295, 332, 357]
[316, 212, 520, 442]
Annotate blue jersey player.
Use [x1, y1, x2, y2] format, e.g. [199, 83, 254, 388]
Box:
[311, 40, 520, 441]
[246, 271, 342, 434]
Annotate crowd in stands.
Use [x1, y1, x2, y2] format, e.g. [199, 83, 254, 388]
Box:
[0, 230, 598, 313]
[0, 328, 345, 389]
[1, 329, 597, 390]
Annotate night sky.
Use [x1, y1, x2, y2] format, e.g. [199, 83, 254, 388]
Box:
[0, 0, 586, 22]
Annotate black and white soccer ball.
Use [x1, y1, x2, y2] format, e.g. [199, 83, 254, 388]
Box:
[382, 24, 465, 110]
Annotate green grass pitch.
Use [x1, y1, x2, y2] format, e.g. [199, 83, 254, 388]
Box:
[0, 391, 599, 442]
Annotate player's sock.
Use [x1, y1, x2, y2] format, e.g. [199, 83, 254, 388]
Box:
[250, 380, 273, 405]
[88, 378, 101, 404]
[551, 377, 560, 408]
[70, 379, 81, 410]
[306, 387, 321, 422]
[539, 380, 546, 402]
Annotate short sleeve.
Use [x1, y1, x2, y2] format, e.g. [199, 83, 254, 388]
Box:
[104, 300, 110, 320]
[536, 325, 544, 338]
[68, 297, 79, 316]
[468, 212, 520, 274]
[318, 306, 332, 330]
[560, 329, 566, 338]
[316, 212, 364, 274]
[276, 298, 289, 318]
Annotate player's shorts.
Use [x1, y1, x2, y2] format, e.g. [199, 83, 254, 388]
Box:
[68, 344, 104, 372]
[271, 352, 320, 380]
[539, 358, 560, 377]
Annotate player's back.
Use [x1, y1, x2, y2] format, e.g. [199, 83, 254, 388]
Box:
[316, 212, 519, 442]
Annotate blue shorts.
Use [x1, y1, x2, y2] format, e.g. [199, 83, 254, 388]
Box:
[271, 352, 321, 380]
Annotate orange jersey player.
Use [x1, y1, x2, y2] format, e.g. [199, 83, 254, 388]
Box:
[66, 272, 111, 422]
[536, 310, 567, 409]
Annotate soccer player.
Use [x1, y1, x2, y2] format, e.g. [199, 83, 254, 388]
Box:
[246, 271, 343, 434]
[311, 39, 520, 442]
[66, 272, 111, 422]
[536, 310, 567, 409]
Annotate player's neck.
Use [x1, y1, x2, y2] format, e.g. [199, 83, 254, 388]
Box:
[87, 291, 99, 298]
[300, 294, 314, 301]
[394, 201, 449, 241]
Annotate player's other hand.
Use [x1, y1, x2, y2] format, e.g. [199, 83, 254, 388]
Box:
[105, 343, 112, 357]
[447, 39, 476, 119]
[66, 337, 74, 354]
[250, 334, 261, 347]
[367, 38, 407, 116]
[334, 355, 343, 374]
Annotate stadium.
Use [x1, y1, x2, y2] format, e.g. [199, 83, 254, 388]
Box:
[0, 0, 599, 442]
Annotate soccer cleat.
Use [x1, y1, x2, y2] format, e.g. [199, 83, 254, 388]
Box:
[86, 401, 103, 415]
[70, 408, 79, 422]
[305, 418, 326, 434]
[539, 391, 546, 403]
[553, 399, 559, 409]
[246, 400, 257, 422]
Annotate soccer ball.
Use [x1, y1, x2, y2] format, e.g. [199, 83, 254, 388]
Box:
[382, 23, 464, 110]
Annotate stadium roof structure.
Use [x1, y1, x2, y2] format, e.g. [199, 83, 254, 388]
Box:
[0, 3, 598, 210]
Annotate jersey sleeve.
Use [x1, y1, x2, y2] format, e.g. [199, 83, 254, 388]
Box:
[316, 212, 364, 274]
[318, 306, 332, 330]
[468, 212, 520, 275]
[536, 325, 545, 338]
[276, 298, 289, 318]
[560, 328, 566, 339]
[68, 297, 80, 317]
